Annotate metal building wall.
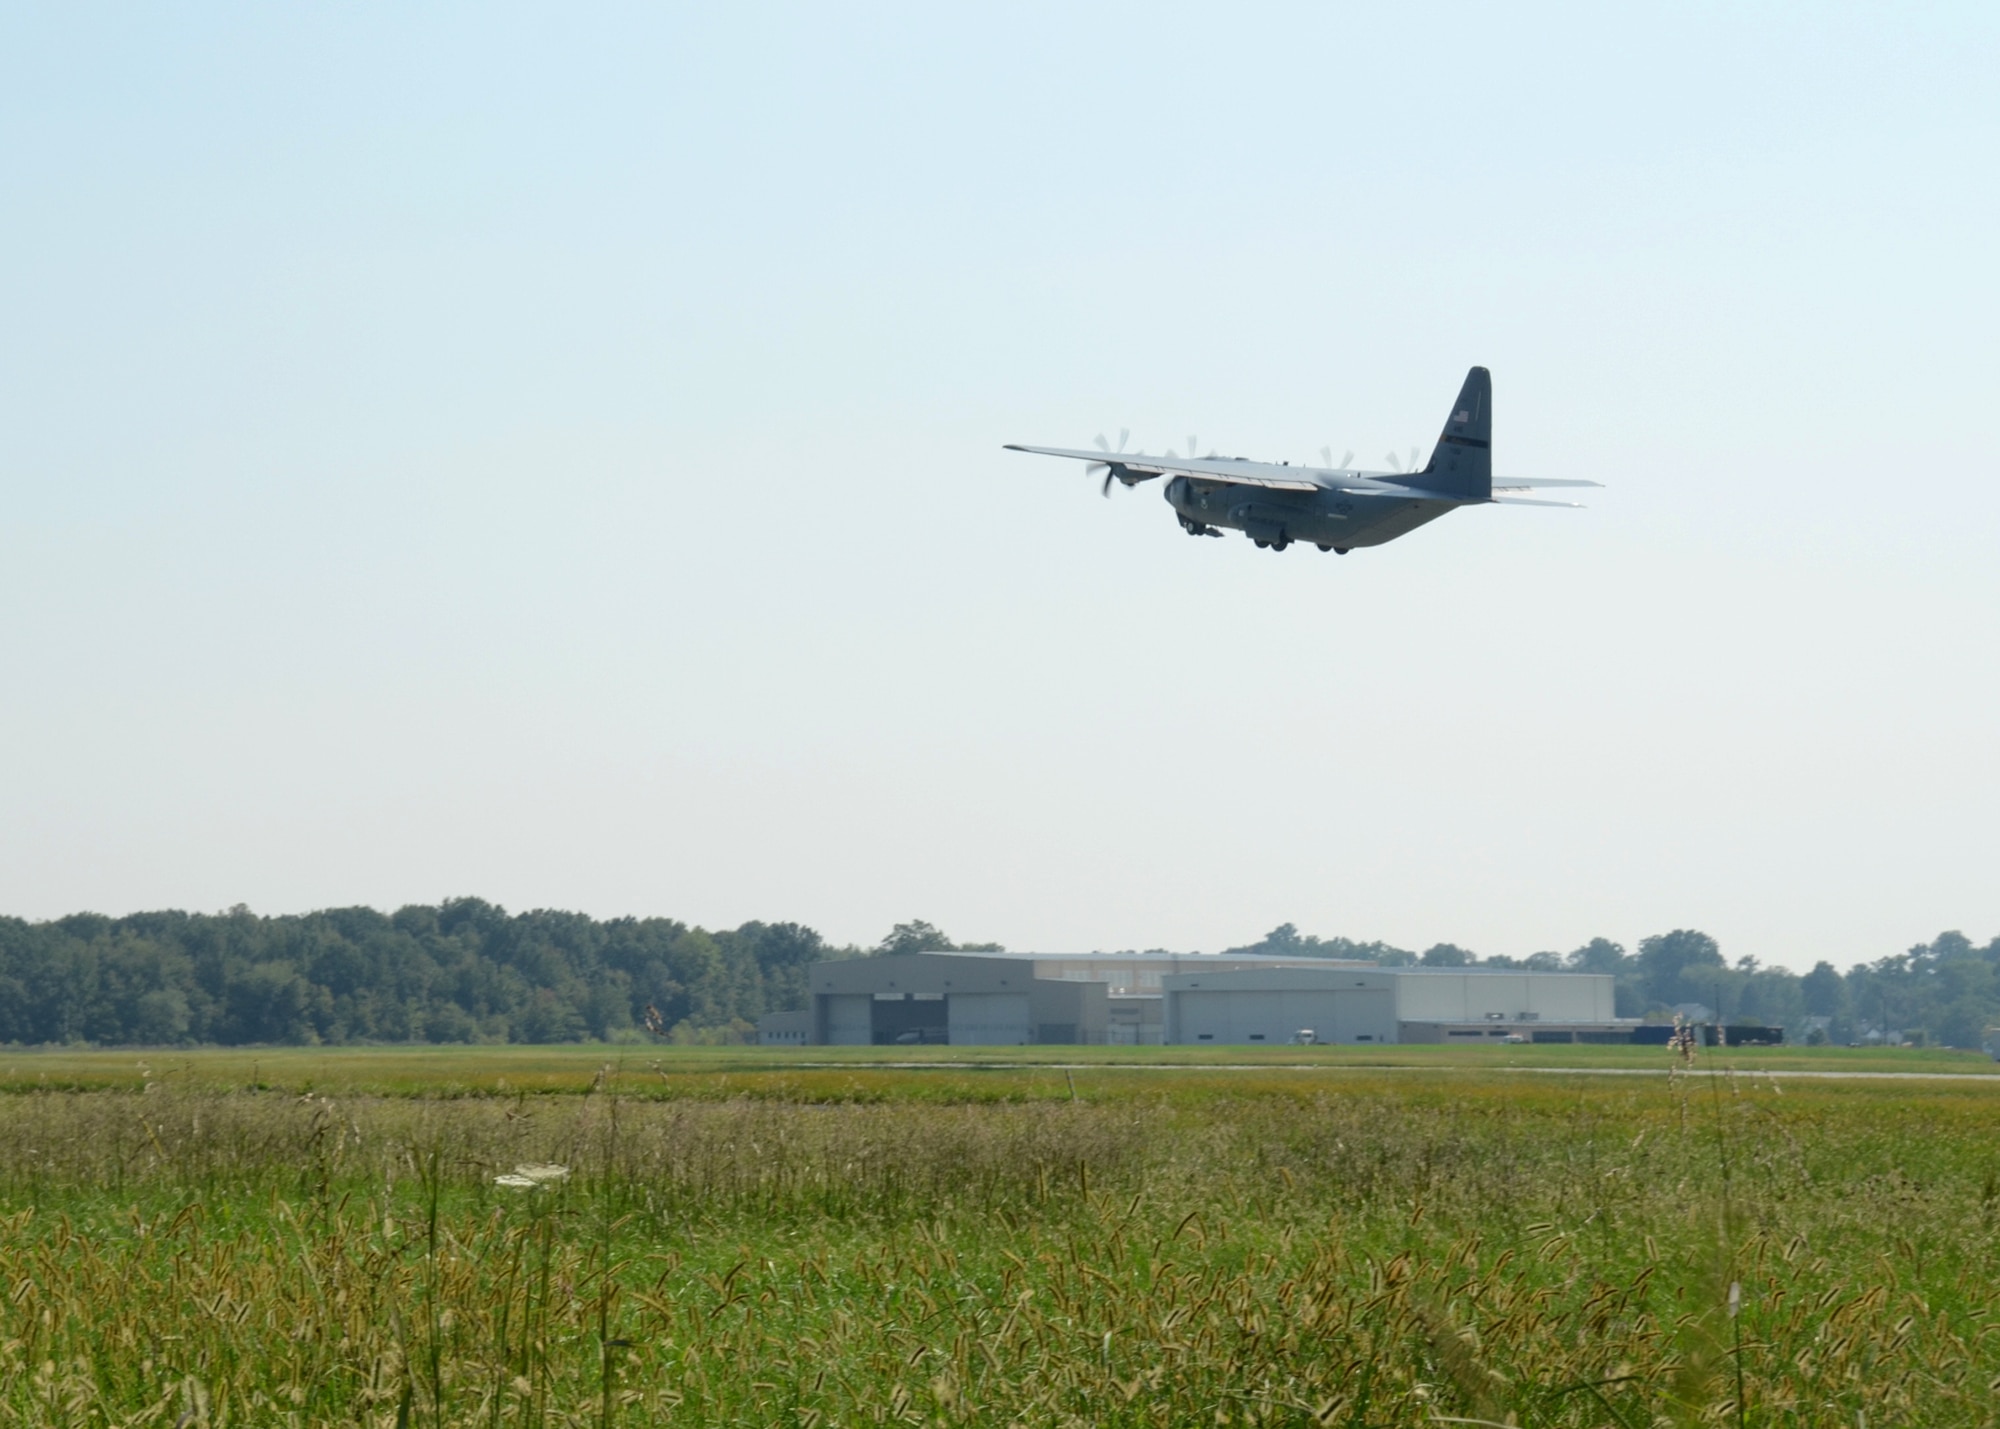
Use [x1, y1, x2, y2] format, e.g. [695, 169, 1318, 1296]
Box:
[1170, 987, 1396, 1045]
[1392, 972, 1614, 1024]
[1161, 968, 1401, 1046]
[948, 993, 1031, 1045]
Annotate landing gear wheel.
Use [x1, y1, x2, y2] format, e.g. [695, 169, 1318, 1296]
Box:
[1253, 539, 1269, 549]
[1334, 547, 1351, 555]
[1270, 536, 1291, 552]
[1316, 543, 1332, 552]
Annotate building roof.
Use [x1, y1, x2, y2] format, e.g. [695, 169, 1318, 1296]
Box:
[916, 950, 1369, 967]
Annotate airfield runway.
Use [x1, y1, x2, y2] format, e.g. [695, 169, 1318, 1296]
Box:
[775, 1060, 2000, 1082]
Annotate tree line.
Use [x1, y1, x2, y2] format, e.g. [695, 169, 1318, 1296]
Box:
[0, 901, 847, 1047]
[0, 903, 1993, 1048]
[1225, 924, 2000, 1048]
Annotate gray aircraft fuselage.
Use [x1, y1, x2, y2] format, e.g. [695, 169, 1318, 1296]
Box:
[1162, 473, 1452, 551]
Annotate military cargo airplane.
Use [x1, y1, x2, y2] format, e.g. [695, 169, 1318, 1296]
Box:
[1004, 366, 1597, 553]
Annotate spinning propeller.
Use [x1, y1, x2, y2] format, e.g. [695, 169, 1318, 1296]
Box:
[1384, 446, 1422, 474]
[1087, 429, 1131, 497]
[1089, 430, 1224, 496]
[1321, 447, 1356, 471]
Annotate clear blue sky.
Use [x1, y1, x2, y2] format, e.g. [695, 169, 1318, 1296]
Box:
[2, 4, 1994, 969]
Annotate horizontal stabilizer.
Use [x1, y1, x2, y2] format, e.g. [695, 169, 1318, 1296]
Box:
[1492, 477, 1601, 490]
[1490, 495, 1585, 508]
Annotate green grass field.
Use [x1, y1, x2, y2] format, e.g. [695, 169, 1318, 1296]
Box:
[2, 1045, 1997, 1426]
[3, 1040, 1992, 1097]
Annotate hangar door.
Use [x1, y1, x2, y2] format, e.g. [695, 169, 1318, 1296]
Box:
[1174, 991, 1236, 1044]
[1174, 987, 1395, 1045]
[1320, 988, 1395, 1044]
[822, 994, 873, 1046]
[949, 993, 1031, 1046]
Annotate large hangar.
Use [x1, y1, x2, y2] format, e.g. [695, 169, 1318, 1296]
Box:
[789, 951, 1362, 1046]
[762, 954, 1630, 1047]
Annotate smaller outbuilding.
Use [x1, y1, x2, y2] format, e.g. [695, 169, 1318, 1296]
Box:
[756, 1010, 812, 1046]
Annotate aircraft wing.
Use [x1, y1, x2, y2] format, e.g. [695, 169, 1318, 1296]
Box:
[1003, 444, 1324, 493]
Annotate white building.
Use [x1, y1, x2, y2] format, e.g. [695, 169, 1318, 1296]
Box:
[1163, 966, 1624, 1046]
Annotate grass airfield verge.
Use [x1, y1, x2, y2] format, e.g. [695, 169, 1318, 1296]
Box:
[0, 1046, 1997, 1425]
[2, 1039, 1993, 1098]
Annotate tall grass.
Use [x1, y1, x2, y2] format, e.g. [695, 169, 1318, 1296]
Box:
[0, 1067, 1995, 1424]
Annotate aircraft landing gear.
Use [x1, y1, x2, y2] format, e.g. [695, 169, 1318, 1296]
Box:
[1270, 536, 1290, 552]
[1316, 543, 1332, 552]
[1334, 547, 1351, 555]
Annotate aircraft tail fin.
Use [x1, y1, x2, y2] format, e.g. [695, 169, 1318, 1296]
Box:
[1417, 366, 1491, 499]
